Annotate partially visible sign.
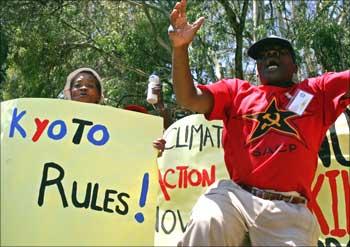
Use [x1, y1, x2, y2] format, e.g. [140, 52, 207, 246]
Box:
[312, 110, 349, 247]
[155, 114, 227, 245]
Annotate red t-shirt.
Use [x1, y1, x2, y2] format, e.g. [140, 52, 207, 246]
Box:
[198, 71, 350, 199]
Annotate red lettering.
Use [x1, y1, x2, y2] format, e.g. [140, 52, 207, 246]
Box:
[158, 165, 217, 201]
[201, 165, 216, 186]
[188, 169, 201, 186]
[164, 169, 176, 189]
[308, 174, 329, 235]
[326, 170, 346, 237]
[341, 170, 350, 234]
[177, 166, 188, 188]
[31, 118, 49, 142]
[158, 170, 170, 201]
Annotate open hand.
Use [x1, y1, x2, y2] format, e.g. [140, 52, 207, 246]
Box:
[168, 0, 205, 48]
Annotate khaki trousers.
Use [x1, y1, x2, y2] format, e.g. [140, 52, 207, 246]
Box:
[178, 179, 320, 246]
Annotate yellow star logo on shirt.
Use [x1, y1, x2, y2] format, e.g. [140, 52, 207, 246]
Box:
[243, 98, 301, 144]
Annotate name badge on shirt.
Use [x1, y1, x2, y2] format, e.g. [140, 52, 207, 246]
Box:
[287, 89, 314, 115]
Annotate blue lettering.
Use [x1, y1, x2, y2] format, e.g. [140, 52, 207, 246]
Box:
[9, 108, 27, 138]
[47, 120, 67, 140]
[87, 125, 109, 146]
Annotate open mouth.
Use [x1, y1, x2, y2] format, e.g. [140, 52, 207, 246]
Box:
[265, 60, 280, 72]
[267, 64, 279, 71]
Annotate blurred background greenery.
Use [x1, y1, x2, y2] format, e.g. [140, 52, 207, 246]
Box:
[1, 0, 349, 122]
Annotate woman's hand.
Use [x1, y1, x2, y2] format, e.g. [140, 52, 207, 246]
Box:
[153, 138, 166, 157]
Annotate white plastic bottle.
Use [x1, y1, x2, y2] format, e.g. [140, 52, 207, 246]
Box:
[146, 74, 160, 104]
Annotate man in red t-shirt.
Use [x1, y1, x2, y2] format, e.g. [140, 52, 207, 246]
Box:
[168, 0, 350, 246]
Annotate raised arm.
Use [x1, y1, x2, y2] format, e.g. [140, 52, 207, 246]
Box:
[168, 0, 213, 114]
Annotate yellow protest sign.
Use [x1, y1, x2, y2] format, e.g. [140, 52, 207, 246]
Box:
[1, 98, 162, 246]
[155, 112, 349, 247]
[310, 110, 350, 246]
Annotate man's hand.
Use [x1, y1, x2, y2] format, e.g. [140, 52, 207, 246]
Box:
[168, 0, 205, 48]
[169, 0, 213, 115]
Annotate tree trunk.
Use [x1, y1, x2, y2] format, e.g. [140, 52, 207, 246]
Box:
[253, 0, 265, 41]
[217, 0, 248, 79]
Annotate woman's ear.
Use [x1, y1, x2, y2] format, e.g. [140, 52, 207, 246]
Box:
[95, 95, 101, 104]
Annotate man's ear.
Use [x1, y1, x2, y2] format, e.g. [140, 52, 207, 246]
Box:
[292, 72, 299, 83]
[293, 64, 298, 73]
[292, 64, 299, 83]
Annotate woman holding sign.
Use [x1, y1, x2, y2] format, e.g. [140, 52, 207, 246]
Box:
[62, 67, 166, 154]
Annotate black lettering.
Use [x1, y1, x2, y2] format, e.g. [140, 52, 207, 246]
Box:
[155, 206, 160, 232]
[189, 124, 203, 151]
[72, 118, 93, 144]
[252, 149, 261, 157]
[176, 126, 188, 148]
[161, 210, 176, 234]
[177, 209, 187, 233]
[164, 127, 176, 150]
[318, 136, 331, 168]
[184, 125, 189, 143]
[37, 162, 68, 208]
[279, 144, 287, 152]
[317, 239, 325, 247]
[212, 125, 223, 148]
[289, 144, 296, 152]
[203, 127, 214, 148]
[103, 189, 118, 213]
[317, 237, 350, 247]
[263, 147, 274, 155]
[330, 123, 350, 167]
[325, 237, 341, 247]
[90, 183, 103, 211]
[71, 181, 91, 208]
[115, 192, 130, 215]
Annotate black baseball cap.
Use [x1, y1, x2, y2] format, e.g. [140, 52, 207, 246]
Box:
[248, 36, 296, 62]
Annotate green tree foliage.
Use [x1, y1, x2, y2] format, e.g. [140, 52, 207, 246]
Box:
[292, 1, 350, 74]
[1, 0, 349, 120]
[0, 27, 8, 84]
[0, 0, 175, 111]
